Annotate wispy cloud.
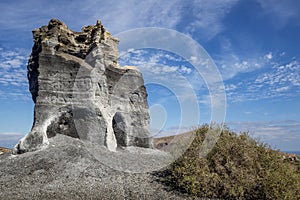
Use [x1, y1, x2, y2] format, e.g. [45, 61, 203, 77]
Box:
[257, 0, 300, 27]
[255, 60, 300, 87]
[0, 132, 24, 148]
[264, 52, 273, 60]
[214, 36, 300, 102]
[214, 37, 272, 81]
[182, 0, 239, 39]
[0, 0, 239, 40]
[228, 120, 300, 150]
[0, 0, 182, 34]
[226, 58, 300, 102]
[123, 50, 203, 104]
[119, 49, 210, 129]
[119, 49, 207, 102]
[0, 48, 31, 100]
[218, 55, 267, 81]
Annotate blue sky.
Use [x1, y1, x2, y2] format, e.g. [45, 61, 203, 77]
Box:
[0, 0, 299, 151]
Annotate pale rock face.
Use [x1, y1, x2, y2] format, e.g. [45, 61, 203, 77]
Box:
[14, 19, 152, 154]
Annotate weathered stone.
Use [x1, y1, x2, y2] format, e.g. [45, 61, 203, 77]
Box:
[14, 19, 152, 153]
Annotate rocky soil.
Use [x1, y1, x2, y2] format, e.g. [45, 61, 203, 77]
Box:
[0, 135, 208, 200]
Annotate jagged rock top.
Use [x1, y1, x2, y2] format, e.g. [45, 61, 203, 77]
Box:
[32, 19, 119, 59]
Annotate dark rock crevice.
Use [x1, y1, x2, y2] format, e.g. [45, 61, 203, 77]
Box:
[46, 110, 79, 139]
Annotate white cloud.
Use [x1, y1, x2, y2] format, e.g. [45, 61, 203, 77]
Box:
[120, 49, 196, 77]
[214, 37, 271, 80]
[74, 0, 239, 39]
[0, 2, 143, 34]
[280, 52, 286, 57]
[276, 86, 290, 92]
[184, 0, 239, 39]
[1, 1, 183, 34]
[225, 84, 237, 92]
[228, 120, 300, 150]
[180, 65, 192, 74]
[119, 49, 206, 127]
[0, 0, 239, 42]
[0, 48, 31, 100]
[223, 57, 300, 102]
[257, 0, 300, 27]
[264, 52, 273, 60]
[255, 60, 300, 87]
[214, 35, 299, 102]
[92, 1, 183, 34]
[217, 52, 266, 80]
[0, 50, 27, 70]
[189, 56, 198, 64]
[0, 132, 24, 137]
[0, 132, 24, 148]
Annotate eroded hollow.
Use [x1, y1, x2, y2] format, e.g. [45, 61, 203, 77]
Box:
[46, 111, 79, 139]
[112, 112, 127, 147]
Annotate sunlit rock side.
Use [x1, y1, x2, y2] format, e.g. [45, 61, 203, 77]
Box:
[14, 19, 152, 154]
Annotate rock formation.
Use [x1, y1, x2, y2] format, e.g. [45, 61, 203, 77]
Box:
[14, 19, 152, 153]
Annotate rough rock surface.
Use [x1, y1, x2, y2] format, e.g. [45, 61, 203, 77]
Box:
[14, 19, 152, 153]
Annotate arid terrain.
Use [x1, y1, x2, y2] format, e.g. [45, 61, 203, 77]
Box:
[0, 147, 11, 155]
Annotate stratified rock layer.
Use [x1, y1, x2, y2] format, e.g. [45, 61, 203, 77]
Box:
[15, 19, 152, 153]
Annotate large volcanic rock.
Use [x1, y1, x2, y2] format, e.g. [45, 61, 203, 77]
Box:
[0, 20, 202, 199]
[14, 19, 152, 153]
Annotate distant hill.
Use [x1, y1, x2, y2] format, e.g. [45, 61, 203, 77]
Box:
[154, 131, 195, 149]
[0, 147, 11, 155]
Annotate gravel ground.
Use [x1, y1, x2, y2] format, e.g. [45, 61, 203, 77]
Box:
[0, 135, 207, 200]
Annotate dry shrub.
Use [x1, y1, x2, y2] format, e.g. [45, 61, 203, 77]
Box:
[167, 125, 300, 200]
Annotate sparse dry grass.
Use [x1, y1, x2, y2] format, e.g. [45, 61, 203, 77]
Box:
[0, 147, 11, 155]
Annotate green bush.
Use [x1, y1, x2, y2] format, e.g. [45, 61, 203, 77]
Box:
[167, 125, 300, 200]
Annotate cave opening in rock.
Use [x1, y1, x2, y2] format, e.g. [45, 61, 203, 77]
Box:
[112, 112, 127, 147]
[46, 111, 79, 139]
